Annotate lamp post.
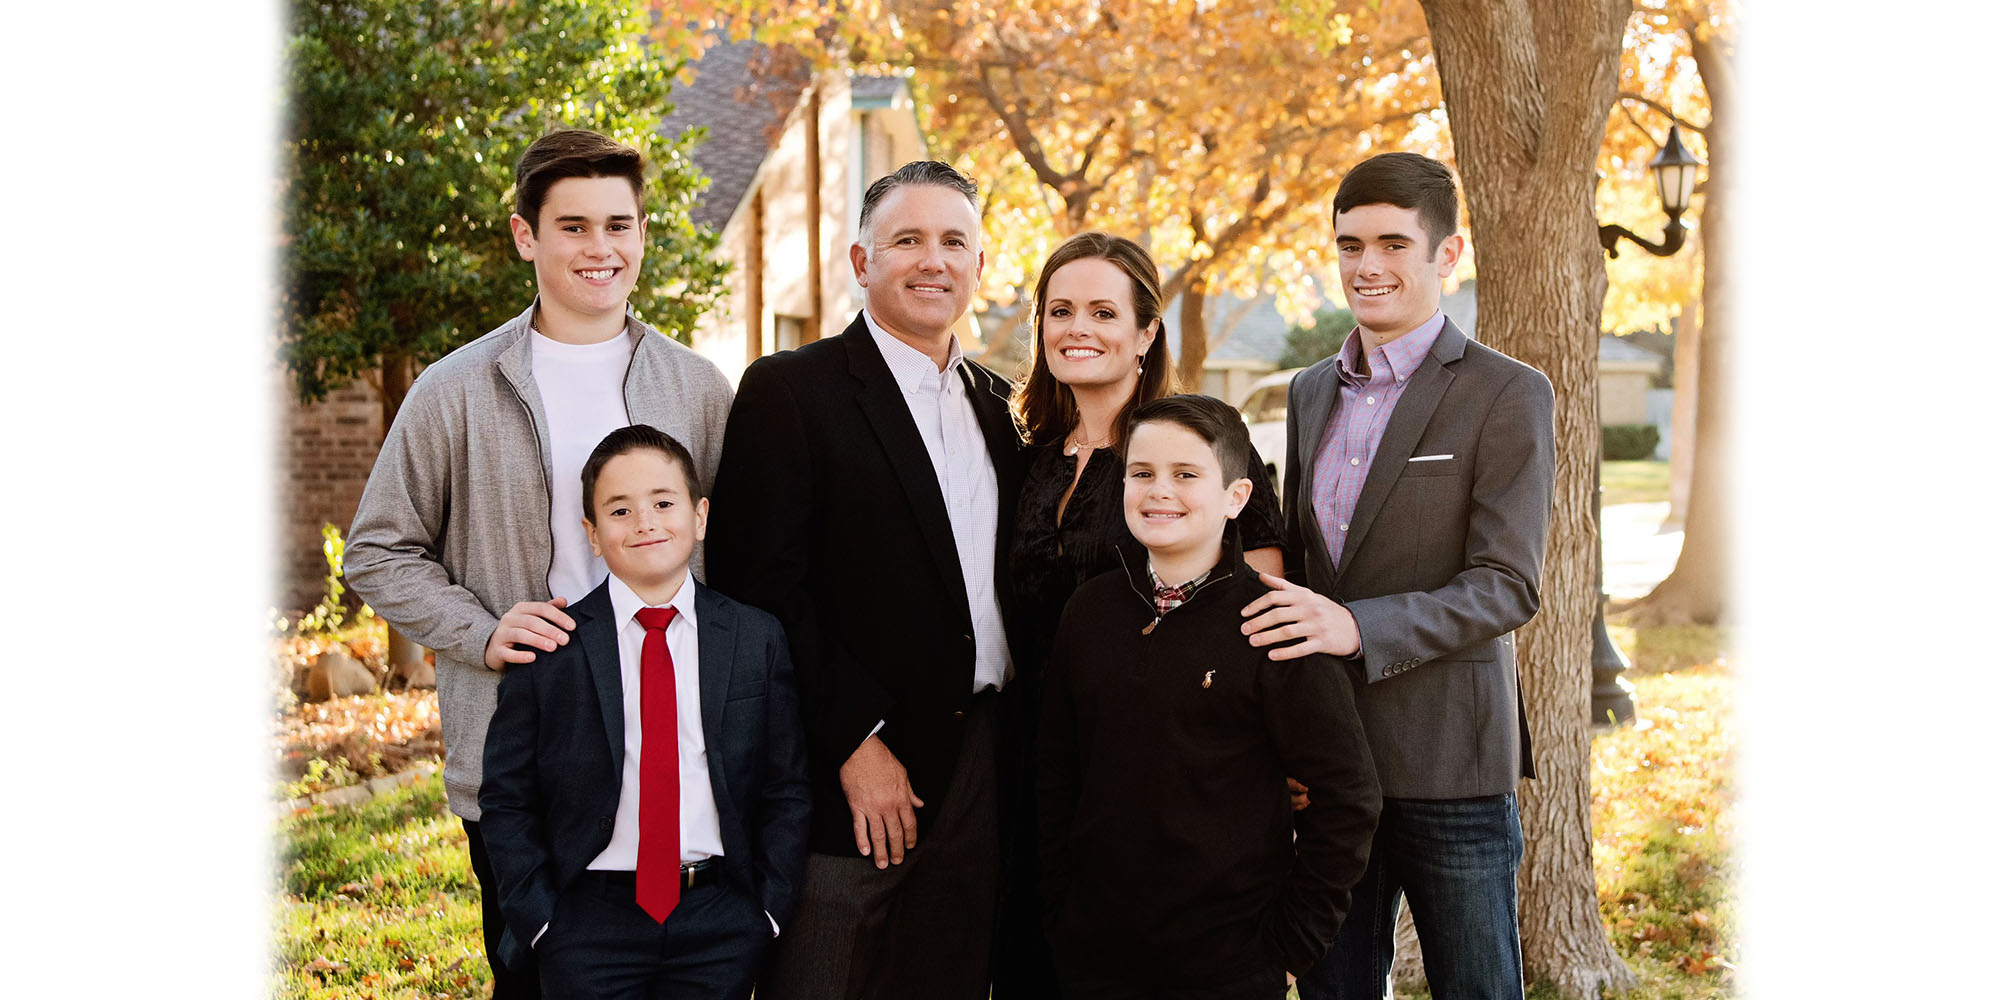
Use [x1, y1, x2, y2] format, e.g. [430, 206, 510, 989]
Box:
[1591, 124, 1703, 728]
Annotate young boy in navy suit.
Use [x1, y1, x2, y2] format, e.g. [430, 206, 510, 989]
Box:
[1037, 395, 1381, 1000]
[479, 424, 811, 999]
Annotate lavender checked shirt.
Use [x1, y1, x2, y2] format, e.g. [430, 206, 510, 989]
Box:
[1309, 310, 1448, 567]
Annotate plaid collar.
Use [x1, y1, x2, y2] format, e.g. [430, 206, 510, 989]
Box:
[1148, 565, 1213, 617]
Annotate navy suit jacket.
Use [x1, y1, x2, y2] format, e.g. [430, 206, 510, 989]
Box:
[477, 578, 811, 967]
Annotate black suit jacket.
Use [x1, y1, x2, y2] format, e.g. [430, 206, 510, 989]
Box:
[476, 579, 811, 967]
[706, 313, 1025, 856]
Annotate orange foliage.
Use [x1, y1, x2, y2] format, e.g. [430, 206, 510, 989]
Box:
[1597, 0, 1734, 333]
[672, 1, 1444, 330]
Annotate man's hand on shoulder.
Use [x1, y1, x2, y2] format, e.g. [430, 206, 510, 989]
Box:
[839, 734, 925, 870]
[482, 597, 577, 670]
[1241, 572, 1360, 660]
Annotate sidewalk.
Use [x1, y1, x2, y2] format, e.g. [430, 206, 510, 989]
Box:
[1603, 500, 1682, 600]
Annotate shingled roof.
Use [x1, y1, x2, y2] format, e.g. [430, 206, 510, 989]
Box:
[659, 38, 812, 232]
[660, 40, 911, 234]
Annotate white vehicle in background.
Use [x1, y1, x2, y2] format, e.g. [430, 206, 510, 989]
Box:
[1239, 368, 1302, 494]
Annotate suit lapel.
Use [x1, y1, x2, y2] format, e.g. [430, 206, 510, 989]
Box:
[844, 319, 973, 618]
[1293, 365, 1338, 490]
[694, 584, 735, 812]
[571, 583, 626, 772]
[1288, 364, 1341, 584]
[1337, 320, 1468, 578]
[960, 362, 1019, 477]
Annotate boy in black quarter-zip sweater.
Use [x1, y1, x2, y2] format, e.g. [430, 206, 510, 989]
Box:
[1037, 394, 1382, 1000]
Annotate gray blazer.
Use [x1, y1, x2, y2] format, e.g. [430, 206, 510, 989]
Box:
[1282, 318, 1554, 799]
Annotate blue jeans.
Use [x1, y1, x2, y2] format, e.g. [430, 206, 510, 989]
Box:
[1296, 793, 1524, 1000]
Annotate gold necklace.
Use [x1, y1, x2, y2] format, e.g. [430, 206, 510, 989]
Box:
[1064, 430, 1114, 457]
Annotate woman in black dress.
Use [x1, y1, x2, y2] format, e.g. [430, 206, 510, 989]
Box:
[990, 231, 1285, 998]
[1010, 232, 1285, 667]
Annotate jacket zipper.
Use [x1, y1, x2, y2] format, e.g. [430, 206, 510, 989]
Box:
[500, 369, 557, 591]
[503, 318, 642, 596]
[1114, 546, 1236, 635]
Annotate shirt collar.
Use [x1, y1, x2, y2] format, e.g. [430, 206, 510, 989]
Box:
[607, 572, 698, 634]
[1147, 563, 1214, 594]
[864, 310, 964, 395]
[1335, 309, 1447, 387]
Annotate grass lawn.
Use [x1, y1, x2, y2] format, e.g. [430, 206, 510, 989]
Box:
[1603, 459, 1670, 506]
[276, 624, 1733, 1000]
[275, 778, 485, 999]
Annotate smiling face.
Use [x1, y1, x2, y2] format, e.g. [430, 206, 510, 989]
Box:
[1334, 202, 1463, 344]
[1124, 419, 1252, 577]
[850, 183, 984, 351]
[583, 447, 707, 603]
[1040, 256, 1158, 395]
[510, 175, 646, 342]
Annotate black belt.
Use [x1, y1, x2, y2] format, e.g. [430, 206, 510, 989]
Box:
[578, 859, 724, 892]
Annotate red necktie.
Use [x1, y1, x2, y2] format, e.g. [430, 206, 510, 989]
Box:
[633, 605, 681, 923]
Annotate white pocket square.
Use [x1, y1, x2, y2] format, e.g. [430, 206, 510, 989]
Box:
[1408, 453, 1454, 462]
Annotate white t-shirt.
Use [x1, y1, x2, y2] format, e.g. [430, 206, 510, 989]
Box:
[529, 327, 633, 602]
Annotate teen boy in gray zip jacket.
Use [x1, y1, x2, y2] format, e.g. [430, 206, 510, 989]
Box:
[346, 301, 732, 822]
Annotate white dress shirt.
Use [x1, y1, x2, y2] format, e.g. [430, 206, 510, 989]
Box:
[864, 312, 1013, 692]
[590, 573, 723, 870]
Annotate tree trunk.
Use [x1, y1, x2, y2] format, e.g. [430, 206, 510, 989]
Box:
[379, 349, 414, 435]
[1627, 23, 1732, 626]
[1418, 1, 1637, 996]
[1177, 277, 1210, 390]
[1665, 289, 1700, 528]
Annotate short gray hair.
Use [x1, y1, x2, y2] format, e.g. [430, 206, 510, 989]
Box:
[856, 161, 981, 241]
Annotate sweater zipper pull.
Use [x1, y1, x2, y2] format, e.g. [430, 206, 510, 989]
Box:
[1141, 616, 1160, 636]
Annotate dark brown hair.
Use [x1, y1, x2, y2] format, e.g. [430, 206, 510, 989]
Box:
[1011, 231, 1178, 447]
[581, 424, 702, 522]
[514, 129, 646, 235]
[1333, 151, 1459, 260]
[1127, 393, 1251, 483]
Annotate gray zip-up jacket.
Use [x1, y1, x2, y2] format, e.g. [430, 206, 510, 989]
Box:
[345, 303, 734, 819]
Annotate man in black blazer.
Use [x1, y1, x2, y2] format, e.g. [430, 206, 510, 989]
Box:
[479, 425, 810, 999]
[706, 160, 1024, 1000]
[1241, 153, 1556, 1000]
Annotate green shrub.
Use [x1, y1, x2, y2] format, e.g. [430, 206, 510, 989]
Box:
[1602, 423, 1661, 461]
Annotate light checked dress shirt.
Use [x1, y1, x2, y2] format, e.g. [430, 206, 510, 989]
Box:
[1310, 310, 1448, 567]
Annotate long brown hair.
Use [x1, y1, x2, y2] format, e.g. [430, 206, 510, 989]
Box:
[1010, 232, 1179, 447]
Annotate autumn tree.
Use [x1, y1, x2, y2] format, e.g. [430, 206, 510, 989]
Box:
[1611, 0, 1736, 626]
[1417, 0, 1640, 996]
[690, 0, 1441, 385]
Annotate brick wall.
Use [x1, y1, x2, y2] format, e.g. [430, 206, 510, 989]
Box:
[277, 373, 383, 613]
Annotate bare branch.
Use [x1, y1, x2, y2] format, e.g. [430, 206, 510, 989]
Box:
[1615, 92, 1708, 135]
